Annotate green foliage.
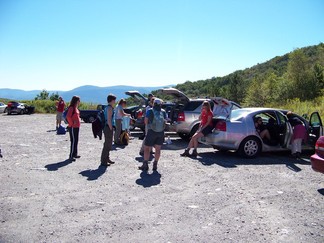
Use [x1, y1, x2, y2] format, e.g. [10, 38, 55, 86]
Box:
[153, 43, 323, 111]
[50, 92, 60, 101]
[35, 89, 50, 100]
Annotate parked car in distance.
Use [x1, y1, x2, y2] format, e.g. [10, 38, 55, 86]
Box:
[0, 102, 7, 113]
[159, 88, 241, 139]
[310, 136, 324, 174]
[7, 101, 35, 115]
[200, 108, 323, 158]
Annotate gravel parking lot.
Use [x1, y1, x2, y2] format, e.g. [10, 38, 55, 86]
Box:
[0, 114, 323, 243]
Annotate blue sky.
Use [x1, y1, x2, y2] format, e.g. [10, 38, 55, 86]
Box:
[0, 0, 323, 91]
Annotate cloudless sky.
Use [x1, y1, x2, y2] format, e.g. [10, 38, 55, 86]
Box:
[0, 0, 323, 91]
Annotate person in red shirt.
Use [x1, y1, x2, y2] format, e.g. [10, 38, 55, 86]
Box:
[66, 96, 81, 161]
[181, 101, 214, 158]
[56, 97, 65, 129]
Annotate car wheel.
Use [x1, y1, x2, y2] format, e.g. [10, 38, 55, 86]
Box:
[20, 110, 24, 115]
[238, 137, 261, 158]
[88, 116, 96, 123]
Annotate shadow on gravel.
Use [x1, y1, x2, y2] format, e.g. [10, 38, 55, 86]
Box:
[79, 166, 107, 181]
[45, 159, 72, 171]
[136, 171, 161, 188]
[317, 189, 324, 196]
[196, 150, 311, 171]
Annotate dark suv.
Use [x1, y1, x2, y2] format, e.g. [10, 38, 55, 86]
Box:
[159, 88, 241, 139]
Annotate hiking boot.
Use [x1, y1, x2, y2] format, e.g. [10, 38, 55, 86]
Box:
[180, 149, 190, 157]
[153, 161, 158, 171]
[100, 161, 111, 167]
[69, 157, 76, 162]
[138, 161, 149, 171]
[108, 159, 115, 164]
[190, 149, 198, 158]
[74, 155, 81, 159]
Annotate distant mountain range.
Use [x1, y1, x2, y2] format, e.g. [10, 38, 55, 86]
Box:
[0, 85, 173, 103]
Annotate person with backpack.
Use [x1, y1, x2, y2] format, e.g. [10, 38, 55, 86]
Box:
[101, 94, 117, 166]
[180, 101, 214, 158]
[66, 96, 81, 161]
[55, 96, 65, 130]
[138, 98, 167, 171]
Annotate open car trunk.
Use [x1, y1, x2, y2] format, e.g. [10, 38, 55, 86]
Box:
[158, 88, 190, 124]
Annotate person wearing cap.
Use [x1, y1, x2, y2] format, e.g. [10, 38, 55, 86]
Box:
[181, 101, 214, 158]
[138, 98, 167, 171]
[56, 96, 65, 130]
[213, 98, 230, 118]
[145, 93, 154, 107]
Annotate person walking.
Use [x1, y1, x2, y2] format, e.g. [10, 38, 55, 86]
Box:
[56, 96, 65, 129]
[138, 98, 167, 171]
[66, 96, 81, 161]
[139, 96, 155, 155]
[180, 101, 214, 158]
[114, 99, 131, 145]
[101, 94, 117, 166]
[287, 111, 307, 158]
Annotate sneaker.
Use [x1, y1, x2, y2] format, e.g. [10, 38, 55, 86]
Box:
[138, 162, 149, 171]
[139, 151, 144, 156]
[190, 149, 198, 158]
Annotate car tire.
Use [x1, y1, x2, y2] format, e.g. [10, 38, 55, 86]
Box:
[238, 137, 261, 158]
[20, 110, 24, 115]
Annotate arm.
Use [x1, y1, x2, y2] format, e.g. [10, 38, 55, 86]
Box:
[107, 106, 113, 130]
[66, 107, 73, 127]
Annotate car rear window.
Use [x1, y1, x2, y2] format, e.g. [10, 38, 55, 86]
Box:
[230, 109, 251, 121]
[184, 101, 203, 111]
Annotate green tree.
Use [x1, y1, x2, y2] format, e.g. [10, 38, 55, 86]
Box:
[50, 92, 60, 101]
[35, 89, 49, 100]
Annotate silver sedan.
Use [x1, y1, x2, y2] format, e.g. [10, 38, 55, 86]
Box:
[0, 102, 7, 113]
[200, 108, 323, 158]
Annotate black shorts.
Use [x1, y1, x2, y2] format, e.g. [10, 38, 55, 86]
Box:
[145, 130, 165, 146]
[201, 125, 213, 136]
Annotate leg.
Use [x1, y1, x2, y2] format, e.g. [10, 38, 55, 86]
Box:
[69, 127, 75, 160]
[101, 126, 113, 165]
[153, 145, 162, 171]
[192, 132, 204, 149]
[260, 129, 271, 140]
[296, 138, 302, 154]
[291, 139, 297, 155]
[73, 127, 79, 157]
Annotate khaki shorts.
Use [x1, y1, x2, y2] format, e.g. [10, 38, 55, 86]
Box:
[56, 112, 63, 121]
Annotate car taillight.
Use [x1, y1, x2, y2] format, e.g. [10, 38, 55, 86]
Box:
[215, 120, 226, 132]
[315, 138, 324, 158]
[177, 112, 185, 122]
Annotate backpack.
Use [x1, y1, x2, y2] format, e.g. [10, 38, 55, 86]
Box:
[57, 125, 66, 135]
[120, 131, 129, 145]
[150, 109, 166, 132]
[62, 108, 68, 123]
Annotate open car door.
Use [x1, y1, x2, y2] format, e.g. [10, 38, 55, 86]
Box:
[276, 111, 293, 147]
[308, 112, 323, 146]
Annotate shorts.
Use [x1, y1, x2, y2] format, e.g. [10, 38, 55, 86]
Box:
[56, 112, 63, 121]
[144, 130, 165, 146]
[201, 125, 213, 136]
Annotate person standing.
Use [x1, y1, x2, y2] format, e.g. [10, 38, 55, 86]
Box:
[101, 94, 117, 166]
[114, 99, 131, 145]
[139, 96, 155, 155]
[56, 97, 65, 129]
[138, 98, 167, 171]
[180, 101, 214, 158]
[287, 111, 307, 158]
[66, 96, 81, 161]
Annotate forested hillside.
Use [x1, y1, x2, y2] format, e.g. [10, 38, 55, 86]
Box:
[163, 43, 323, 108]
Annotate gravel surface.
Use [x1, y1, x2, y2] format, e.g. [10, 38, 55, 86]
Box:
[0, 114, 323, 243]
